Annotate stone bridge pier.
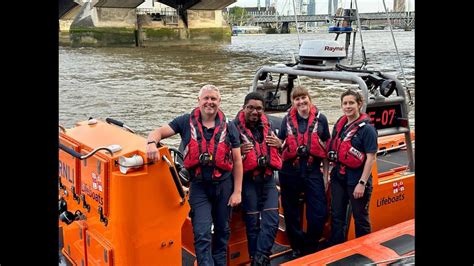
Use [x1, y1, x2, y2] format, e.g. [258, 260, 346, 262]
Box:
[59, 0, 236, 47]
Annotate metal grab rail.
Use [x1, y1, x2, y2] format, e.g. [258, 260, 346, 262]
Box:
[59, 143, 114, 160]
[162, 155, 186, 205]
[106, 117, 135, 134]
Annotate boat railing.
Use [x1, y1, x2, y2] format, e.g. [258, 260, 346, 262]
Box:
[251, 64, 414, 172]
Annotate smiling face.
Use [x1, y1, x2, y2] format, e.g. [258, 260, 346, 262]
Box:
[293, 94, 311, 114]
[341, 95, 361, 120]
[198, 86, 221, 117]
[290, 86, 312, 116]
[244, 99, 264, 125]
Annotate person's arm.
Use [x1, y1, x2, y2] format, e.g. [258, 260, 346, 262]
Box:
[146, 125, 176, 161]
[233, 120, 253, 159]
[323, 158, 329, 191]
[277, 116, 288, 152]
[353, 152, 375, 199]
[228, 147, 243, 207]
[265, 130, 282, 149]
[320, 114, 331, 191]
[353, 125, 378, 199]
[277, 116, 287, 140]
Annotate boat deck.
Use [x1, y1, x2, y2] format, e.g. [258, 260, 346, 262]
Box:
[377, 148, 410, 174]
[269, 147, 413, 265]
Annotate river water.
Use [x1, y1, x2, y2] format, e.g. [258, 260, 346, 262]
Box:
[59, 30, 414, 147]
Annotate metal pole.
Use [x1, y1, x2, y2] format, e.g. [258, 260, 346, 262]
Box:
[351, 31, 356, 64]
[353, 0, 367, 68]
[292, 0, 302, 47]
[382, 0, 413, 105]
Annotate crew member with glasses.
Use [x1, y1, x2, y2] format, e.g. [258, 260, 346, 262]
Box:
[233, 92, 283, 266]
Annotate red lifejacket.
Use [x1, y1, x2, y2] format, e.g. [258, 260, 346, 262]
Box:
[236, 111, 282, 176]
[281, 105, 327, 161]
[327, 113, 370, 169]
[183, 108, 233, 180]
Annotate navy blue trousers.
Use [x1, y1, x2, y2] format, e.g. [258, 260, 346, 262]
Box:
[189, 178, 233, 266]
[279, 161, 328, 254]
[329, 170, 372, 246]
[242, 175, 279, 258]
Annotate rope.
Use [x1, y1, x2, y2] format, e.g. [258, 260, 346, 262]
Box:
[382, 0, 414, 106]
[353, 0, 367, 68]
[292, 0, 302, 47]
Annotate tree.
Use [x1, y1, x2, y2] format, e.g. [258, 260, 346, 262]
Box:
[227, 6, 250, 26]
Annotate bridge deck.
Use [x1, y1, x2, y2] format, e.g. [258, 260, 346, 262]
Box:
[249, 12, 415, 23]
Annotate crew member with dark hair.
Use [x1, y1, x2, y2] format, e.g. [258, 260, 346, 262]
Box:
[233, 92, 282, 266]
[327, 88, 378, 246]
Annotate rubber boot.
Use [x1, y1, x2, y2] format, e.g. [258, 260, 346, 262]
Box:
[291, 249, 301, 259]
[254, 253, 270, 266]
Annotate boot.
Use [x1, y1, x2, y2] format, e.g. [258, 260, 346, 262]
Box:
[250, 256, 256, 266]
[290, 249, 301, 259]
[261, 254, 270, 266]
[254, 253, 270, 266]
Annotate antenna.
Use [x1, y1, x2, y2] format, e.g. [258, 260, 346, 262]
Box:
[382, 0, 413, 105]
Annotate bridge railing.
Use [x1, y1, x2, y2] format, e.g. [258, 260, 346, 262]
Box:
[136, 8, 179, 24]
[250, 11, 414, 23]
[136, 8, 178, 17]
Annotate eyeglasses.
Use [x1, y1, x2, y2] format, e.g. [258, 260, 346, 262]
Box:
[245, 105, 264, 112]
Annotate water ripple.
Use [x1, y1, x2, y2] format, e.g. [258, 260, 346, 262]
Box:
[60, 31, 414, 146]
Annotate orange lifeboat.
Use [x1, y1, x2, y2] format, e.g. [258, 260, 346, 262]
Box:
[59, 118, 414, 265]
[59, 119, 190, 265]
[282, 219, 414, 265]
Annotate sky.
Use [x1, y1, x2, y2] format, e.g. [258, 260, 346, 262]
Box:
[229, 0, 415, 14]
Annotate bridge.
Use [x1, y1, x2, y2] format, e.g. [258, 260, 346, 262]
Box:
[90, 0, 235, 9]
[59, 0, 237, 47]
[158, 0, 235, 10]
[248, 11, 415, 24]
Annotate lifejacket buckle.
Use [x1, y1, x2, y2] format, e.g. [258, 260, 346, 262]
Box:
[328, 150, 338, 162]
[257, 156, 268, 168]
[199, 152, 212, 165]
[296, 145, 309, 157]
